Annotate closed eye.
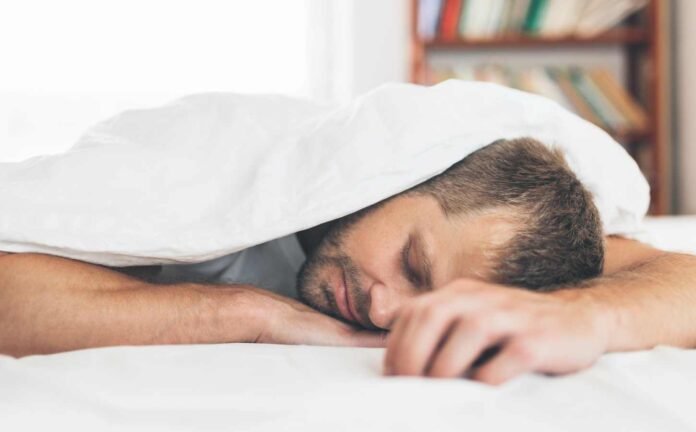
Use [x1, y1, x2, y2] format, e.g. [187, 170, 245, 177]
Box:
[401, 235, 423, 288]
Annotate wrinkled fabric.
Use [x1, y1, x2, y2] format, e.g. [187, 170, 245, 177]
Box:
[0, 80, 649, 266]
[2, 344, 695, 432]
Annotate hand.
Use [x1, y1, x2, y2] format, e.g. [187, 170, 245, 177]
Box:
[383, 279, 612, 385]
[244, 287, 386, 347]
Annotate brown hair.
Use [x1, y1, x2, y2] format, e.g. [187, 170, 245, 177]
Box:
[408, 137, 604, 290]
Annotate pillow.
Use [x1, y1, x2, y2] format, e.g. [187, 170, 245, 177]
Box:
[0, 81, 649, 266]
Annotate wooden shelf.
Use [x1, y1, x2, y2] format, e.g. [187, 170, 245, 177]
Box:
[611, 128, 652, 143]
[410, 0, 672, 214]
[422, 28, 649, 49]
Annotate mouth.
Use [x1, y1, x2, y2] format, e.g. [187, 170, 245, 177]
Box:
[332, 265, 359, 324]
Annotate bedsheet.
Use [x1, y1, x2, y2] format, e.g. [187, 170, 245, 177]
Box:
[2, 216, 695, 432]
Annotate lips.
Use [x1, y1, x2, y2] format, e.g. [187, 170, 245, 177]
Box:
[333, 265, 358, 324]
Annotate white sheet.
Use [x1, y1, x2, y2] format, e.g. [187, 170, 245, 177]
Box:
[2, 216, 695, 432]
[0, 81, 649, 266]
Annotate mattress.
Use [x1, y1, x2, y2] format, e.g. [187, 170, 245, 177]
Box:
[2, 216, 696, 432]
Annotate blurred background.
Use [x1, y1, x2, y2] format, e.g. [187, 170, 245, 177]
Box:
[0, 0, 691, 214]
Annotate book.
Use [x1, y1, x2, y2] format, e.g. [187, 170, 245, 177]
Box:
[451, 65, 476, 81]
[537, 0, 565, 36]
[419, 0, 648, 40]
[575, 0, 649, 37]
[426, 64, 648, 137]
[572, 69, 630, 131]
[548, 68, 606, 127]
[497, 0, 517, 35]
[418, 0, 444, 39]
[510, 0, 531, 33]
[460, 0, 490, 38]
[587, 69, 649, 130]
[439, 0, 463, 40]
[539, 0, 588, 37]
[526, 68, 574, 111]
[523, 0, 549, 34]
[482, 0, 506, 37]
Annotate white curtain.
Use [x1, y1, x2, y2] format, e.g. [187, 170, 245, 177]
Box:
[0, 0, 330, 161]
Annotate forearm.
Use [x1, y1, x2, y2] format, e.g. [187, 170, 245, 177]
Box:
[0, 254, 259, 357]
[569, 252, 696, 351]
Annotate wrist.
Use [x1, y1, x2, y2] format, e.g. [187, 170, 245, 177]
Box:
[187, 283, 266, 344]
[552, 285, 623, 353]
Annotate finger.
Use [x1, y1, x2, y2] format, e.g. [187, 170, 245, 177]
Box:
[382, 305, 413, 373]
[426, 319, 494, 378]
[385, 302, 456, 376]
[470, 339, 540, 385]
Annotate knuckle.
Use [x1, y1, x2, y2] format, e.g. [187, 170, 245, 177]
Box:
[418, 302, 440, 321]
[405, 297, 428, 313]
[509, 340, 539, 366]
[462, 314, 489, 335]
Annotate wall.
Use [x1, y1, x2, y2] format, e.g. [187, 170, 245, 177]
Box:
[676, 0, 696, 213]
[326, 0, 410, 102]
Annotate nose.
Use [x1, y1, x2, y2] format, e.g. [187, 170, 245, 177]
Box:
[368, 282, 405, 330]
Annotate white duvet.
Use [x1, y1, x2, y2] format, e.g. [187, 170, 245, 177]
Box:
[0, 80, 649, 266]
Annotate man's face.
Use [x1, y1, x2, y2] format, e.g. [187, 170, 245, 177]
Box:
[296, 194, 518, 330]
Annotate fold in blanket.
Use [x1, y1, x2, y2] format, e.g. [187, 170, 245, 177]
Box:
[0, 80, 649, 266]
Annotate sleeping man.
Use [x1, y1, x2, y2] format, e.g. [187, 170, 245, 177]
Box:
[1, 137, 695, 385]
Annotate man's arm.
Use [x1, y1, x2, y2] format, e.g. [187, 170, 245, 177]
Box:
[587, 237, 696, 351]
[383, 237, 696, 384]
[0, 253, 383, 357]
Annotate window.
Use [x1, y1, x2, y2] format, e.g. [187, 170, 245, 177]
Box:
[0, 0, 315, 160]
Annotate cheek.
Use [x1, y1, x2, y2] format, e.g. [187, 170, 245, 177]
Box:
[343, 224, 398, 270]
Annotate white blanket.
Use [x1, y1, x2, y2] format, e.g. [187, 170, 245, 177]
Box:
[0, 81, 649, 266]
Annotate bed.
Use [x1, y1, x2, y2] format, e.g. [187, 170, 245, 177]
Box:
[2, 216, 696, 432]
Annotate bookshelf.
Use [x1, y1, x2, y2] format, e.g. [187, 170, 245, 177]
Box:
[410, 0, 673, 214]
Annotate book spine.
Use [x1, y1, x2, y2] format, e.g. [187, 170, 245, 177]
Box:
[531, 67, 574, 111]
[440, 0, 463, 40]
[548, 68, 605, 127]
[576, 0, 649, 37]
[497, 0, 516, 35]
[461, 0, 489, 38]
[579, 70, 630, 131]
[568, 68, 615, 129]
[524, 0, 548, 34]
[418, 0, 444, 39]
[588, 69, 648, 130]
[484, 0, 506, 37]
[511, 0, 532, 34]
